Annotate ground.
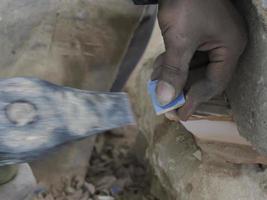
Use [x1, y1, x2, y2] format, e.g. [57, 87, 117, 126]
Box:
[33, 127, 159, 200]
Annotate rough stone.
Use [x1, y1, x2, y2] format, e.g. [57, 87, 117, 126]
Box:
[196, 139, 267, 165]
[228, 1, 267, 154]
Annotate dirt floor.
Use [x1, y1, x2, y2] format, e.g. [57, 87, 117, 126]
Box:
[33, 127, 158, 200]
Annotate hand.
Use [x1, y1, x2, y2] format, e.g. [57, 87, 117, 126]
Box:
[152, 0, 247, 121]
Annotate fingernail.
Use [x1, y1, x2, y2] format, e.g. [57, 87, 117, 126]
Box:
[156, 81, 175, 106]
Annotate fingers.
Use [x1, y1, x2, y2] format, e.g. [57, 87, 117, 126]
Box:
[151, 46, 238, 121]
[160, 30, 192, 97]
[178, 80, 218, 121]
[178, 47, 239, 121]
[151, 30, 194, 106]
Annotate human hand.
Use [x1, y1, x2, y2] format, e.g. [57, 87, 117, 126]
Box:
[152, 0, 247, 121]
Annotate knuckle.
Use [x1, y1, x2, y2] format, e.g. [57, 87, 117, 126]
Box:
[160, 65, 188, 85]
[162, 64, 187, 75]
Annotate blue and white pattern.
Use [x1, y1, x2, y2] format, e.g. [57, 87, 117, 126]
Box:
[0, 77, 135, 165]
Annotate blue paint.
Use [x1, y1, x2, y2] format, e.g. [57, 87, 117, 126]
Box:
[147, 80, 185, 115]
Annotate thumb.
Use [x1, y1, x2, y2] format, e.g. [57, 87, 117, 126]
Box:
[156, 81, 176, 106]
[153, 62, 188, 106]
[152, 38, 192, 106]
[151, 54, 176, 105]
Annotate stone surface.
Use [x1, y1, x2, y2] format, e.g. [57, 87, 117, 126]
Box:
[0, 164, 36, 200]
[0, 0, 143, 188]
[228, 1, 267, 154]
[196, 139, 267, 165]
[126, 21, 267, 200]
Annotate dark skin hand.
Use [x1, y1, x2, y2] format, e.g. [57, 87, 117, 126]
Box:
[152, 0, 247, 121]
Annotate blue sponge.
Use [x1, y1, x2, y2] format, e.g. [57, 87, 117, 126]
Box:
[147, 80, 185, 115]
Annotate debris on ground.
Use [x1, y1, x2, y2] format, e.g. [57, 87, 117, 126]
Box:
[34, 129, 159, 200]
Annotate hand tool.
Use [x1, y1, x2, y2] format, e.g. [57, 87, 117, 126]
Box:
[0, 77, 135, 165]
